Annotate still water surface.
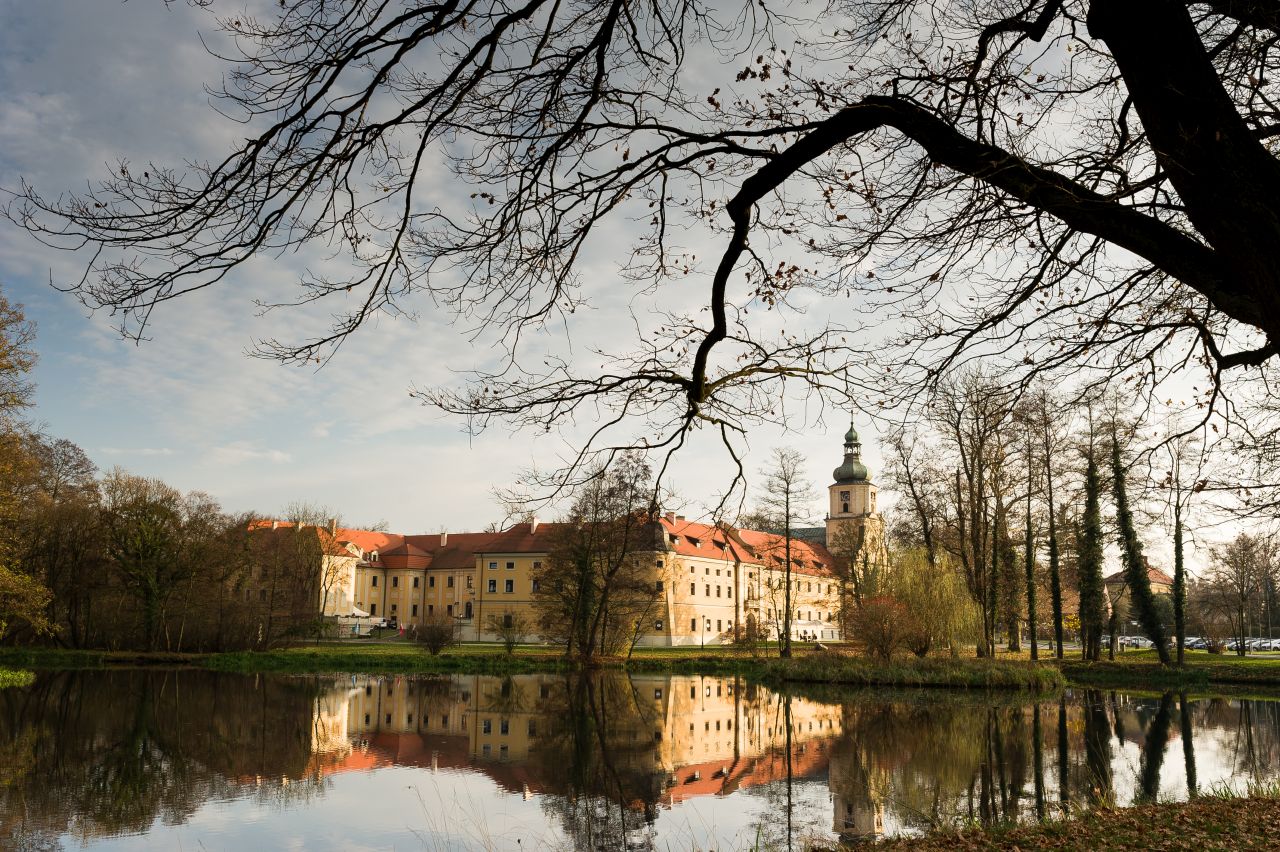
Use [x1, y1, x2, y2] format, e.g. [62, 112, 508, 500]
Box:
[2, 670, 1280, 850]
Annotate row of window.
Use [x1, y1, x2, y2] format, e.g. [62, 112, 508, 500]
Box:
[689, 582, 733, 599]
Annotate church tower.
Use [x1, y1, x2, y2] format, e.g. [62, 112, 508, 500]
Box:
[825, 418, 888, 570]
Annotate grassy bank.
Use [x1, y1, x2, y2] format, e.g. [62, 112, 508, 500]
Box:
[0, 644, 1062, 691]
[868, 792, 1280, 851]
[1052, 649, 1280, 690]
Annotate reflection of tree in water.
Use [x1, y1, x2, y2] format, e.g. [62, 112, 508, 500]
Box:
[1136, 693, 1175, 803]
[0, 670, 324, 843]
[1180, 693, 1197, 797]
[823, 697, 1048, 837]
[1081, 689, 1114, 807]
[529, 672, 665, 852]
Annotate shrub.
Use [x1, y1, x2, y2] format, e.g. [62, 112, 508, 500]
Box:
[485, 612, 531, 655]
[849, 596, 911, 660]
[416, 614, 458, 656]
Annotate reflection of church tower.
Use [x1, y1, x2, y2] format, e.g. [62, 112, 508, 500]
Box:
[824, 418, 887, 570]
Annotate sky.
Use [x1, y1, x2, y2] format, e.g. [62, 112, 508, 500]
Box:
[0, 0, 872, 533]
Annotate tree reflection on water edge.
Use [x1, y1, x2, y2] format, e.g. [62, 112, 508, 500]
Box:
[3, 670, 1280, 850]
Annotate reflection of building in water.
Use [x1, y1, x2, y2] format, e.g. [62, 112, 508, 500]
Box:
[313, 674, 844, 813]
[828, 733, 887, 842]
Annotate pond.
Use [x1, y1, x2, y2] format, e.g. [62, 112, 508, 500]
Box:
[2, 670, 1279, 850]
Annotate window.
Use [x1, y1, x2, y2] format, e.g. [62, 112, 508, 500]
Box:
[528, 719, 537, 736]
[385, 713, 392, 724]
[364, 713, 370, 725]
[488, 579, 497, 593]
[390, 603, 398, 614]
[499, 745, 509, 759]
[259, 589, 266, 602]
[690, 686, 696, 698]
[716, 586, 721, 598]
[654, 619, 664, 631]
[705, 584, 710, 596]
[655, 579, 664, 592]
[504, 579, 514, 593]
[654, 688, 663, 699]
[407, 713, 414, 724]
[483, 719, 492, 734]
[429, 576, 436, 588]
[690, 583, 696, 595]
[691, 618, 697, 631]
[411, 604, 418, 617]
[447, 575, 455, 588]
[446, 604, 453, 615]
[392, 576, 399, 588]
[482, 744, 491, 757]
[717, 619, 722, 632]
[533, 560, 543, 570]
[532, 578, 540, 592]
[428, 604, 434, 614]
[413, 576, 420, 588]
[500, 719, 510, 735]
[466, 575, 473, 589]
[371, 576, 378, 587]
[503, 613, 513, 628]
[370, 603, 377, 615]
[464, 602, 472, 618]
[489, 561, 498, 569]
[506, 561, 515, 570]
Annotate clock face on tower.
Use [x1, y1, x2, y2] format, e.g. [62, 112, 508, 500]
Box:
[840, 491, 850, 502]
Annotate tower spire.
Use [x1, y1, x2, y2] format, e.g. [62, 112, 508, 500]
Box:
[834, 416, 869, 483]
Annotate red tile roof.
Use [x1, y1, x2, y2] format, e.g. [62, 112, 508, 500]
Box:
[654, 517, 836, 576]
[1104, 564, 1175, 588]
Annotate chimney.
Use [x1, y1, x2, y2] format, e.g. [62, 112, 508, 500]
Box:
[271, 520, 279, 531]
[440, 531, 449, 547]
[329, 518, 337, 536]
[664, 511, 676, 523]
[676, 514, 686, 522]
[530, 517, 539, 534]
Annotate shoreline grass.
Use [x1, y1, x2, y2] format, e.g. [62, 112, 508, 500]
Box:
[0, 644, 1061, 690]
[11, 642, 1280, 692]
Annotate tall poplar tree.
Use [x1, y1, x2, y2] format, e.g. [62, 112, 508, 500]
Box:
[1077, 453, 1106, 662]
[1025, 484, 1038, 661]
[1112, 438, 1171, 665]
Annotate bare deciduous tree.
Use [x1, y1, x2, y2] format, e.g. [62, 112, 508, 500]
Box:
[756, 447, 814, 658]
[10, 1, 1280, 508]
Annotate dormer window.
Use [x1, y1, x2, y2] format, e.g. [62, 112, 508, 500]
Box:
[370, 551, 379, 563]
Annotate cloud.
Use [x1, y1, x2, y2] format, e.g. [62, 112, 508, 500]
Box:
[100, 446, 175, 457]
[209, 442, 292, 466]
